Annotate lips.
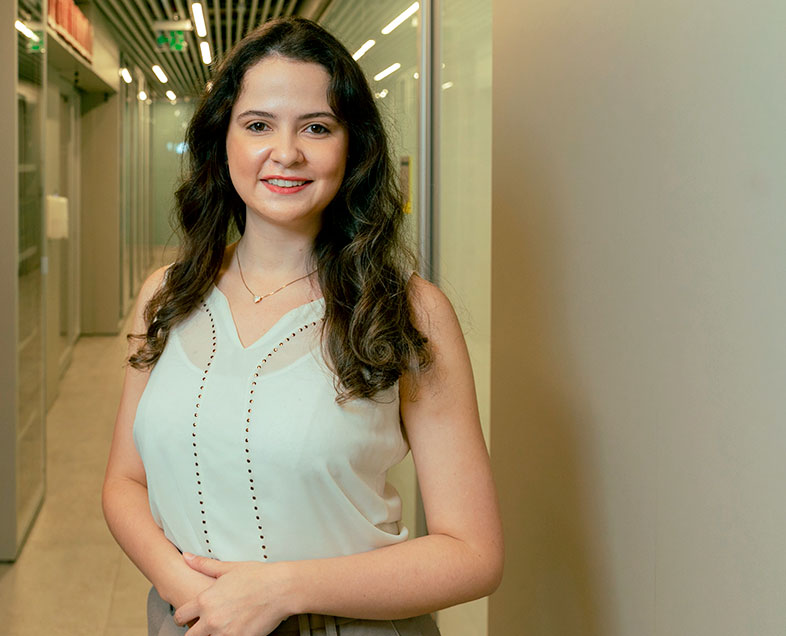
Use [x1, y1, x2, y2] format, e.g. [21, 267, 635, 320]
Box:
[261, 176, 312, 194]
[266, 178, 309, 187]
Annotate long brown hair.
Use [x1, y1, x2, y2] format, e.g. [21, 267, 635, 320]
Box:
[130, 17, 430, 401]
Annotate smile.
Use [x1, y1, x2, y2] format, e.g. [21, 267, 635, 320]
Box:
[266, 178, 309, 187]
[261, 178, 312, 194]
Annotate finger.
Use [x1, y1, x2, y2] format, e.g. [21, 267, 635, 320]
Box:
[183, 552, 232, 577]
[184, 617, 209, 636]
[173, 599, 199, 627]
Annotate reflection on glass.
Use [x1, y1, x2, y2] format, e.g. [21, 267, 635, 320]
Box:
[322, 1, 421, 253]
[120, 63, 155, 313]
[17, 0, 46, 540]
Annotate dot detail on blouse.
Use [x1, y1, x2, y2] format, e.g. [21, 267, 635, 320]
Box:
[244, 319, 321, 559]
[192, 301, 217, 555]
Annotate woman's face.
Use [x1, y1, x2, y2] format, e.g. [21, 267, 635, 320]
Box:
[225, 56, 349, 233]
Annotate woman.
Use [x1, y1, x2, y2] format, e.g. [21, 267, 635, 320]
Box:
[103, 17, 502, 636]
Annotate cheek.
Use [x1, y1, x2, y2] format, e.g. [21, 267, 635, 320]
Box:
[226, 135, 267, 174]
[330, 141, 350, 181]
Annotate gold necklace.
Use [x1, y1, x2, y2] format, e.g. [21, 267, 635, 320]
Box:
[236, 248, 316, 304]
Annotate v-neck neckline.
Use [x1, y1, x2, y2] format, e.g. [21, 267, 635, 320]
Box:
[209, 284, 324, 351]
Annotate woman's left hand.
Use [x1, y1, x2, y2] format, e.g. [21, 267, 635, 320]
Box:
[174, 552, 294, 636]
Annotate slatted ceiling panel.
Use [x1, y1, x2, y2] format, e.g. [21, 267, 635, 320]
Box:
[259, 0, 273, 23]
[18, 0, 40, 17]
[97, 0, 193, 97]
[91, 0, 328, 98]
[234, 2, 245, 43]
[213, 0, 223, 60]
[224, 0, 232, 52]
[103, 0, 184, 96]
[246, 0, 260, 37]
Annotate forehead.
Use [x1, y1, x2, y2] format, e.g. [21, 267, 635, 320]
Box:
[233, 56, 333, 112]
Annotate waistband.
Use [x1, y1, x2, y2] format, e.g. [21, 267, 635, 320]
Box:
[274, 613, 355, 635]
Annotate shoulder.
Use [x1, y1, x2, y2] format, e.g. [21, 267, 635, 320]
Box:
[131, 264, 172, 334]
[140, 264, 171, 302]
[406, 273, 460, 342]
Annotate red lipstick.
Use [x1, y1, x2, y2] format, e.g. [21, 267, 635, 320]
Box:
[261, 175, 312, 194]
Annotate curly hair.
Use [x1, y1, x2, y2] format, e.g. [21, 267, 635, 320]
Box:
[129, 17, 431, 402]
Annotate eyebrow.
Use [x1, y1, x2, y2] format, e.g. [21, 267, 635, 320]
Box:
[235, 110, 338, 121]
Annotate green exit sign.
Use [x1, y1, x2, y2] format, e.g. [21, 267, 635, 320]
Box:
[156, 30, 187, 51]
[28, 31, 44, 52]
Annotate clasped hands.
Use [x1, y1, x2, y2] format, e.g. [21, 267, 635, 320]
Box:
[174, 552, 292, 636]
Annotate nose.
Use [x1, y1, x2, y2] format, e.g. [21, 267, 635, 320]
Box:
[269, 131, 303, 168]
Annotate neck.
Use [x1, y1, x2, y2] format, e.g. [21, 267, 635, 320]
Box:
[237, 213, 318, 276]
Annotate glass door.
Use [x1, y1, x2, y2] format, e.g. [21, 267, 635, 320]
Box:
[4, 0, 47, 559]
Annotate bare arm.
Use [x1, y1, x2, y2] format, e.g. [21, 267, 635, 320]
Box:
[175, 275, 503, 632]
[102, 266, 215, 608]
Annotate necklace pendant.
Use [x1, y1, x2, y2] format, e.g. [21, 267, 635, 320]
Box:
[253, 295, 263, 303]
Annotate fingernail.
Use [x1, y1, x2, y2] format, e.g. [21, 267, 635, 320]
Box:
[183, 552, 194, 560]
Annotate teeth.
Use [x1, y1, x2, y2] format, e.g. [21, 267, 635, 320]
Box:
[268, 178, 307, 187]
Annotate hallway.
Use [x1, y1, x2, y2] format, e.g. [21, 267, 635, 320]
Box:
[0, 319, 150, 636]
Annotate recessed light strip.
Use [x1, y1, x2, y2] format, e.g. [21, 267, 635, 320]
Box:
[166, 90, 177, 101]
[374, 62, 401, 82]
[120, 68, 132, 84]
[200, 41, 212, 65]
[352, 39, 376, 61]
[15, 20, 39, 41]
[191, 3, 207, 38]
[152, 65, 168, 83]
[381, 2, 419, 35]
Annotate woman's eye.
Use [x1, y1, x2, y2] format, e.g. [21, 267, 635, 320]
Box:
[306, 123, 329, 135]
[248, 122, 269, 132]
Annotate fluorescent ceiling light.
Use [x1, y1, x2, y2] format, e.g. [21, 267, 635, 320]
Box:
[15, 20, 39, 41]
[120, 68, 132, 84]
[441, 81, 454, 90]
[374, 62, 401, 82]
[166, 90, 177, 101]
[381, 2, 419, 35]
[138, 91, 148, 101]
[191, 3, 207, 38]
[352, 39, 375, 61]
[200, 41, 212, 64]
[152, 65, 168, 83]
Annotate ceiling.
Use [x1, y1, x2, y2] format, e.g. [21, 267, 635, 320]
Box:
[91, 0, 334, 98]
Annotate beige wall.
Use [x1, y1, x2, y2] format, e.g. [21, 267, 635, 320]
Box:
[80, 92, 121, 334]
[489, 0, 786, 634]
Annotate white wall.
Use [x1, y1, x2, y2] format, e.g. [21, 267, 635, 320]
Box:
[489, 1, 786, 634]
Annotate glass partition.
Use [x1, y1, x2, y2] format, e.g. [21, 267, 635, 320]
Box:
[120, 63, 153, 314]
[322, 1, 421, 253]
[16, 0, 46, 549]
[45, 78, 81, 405]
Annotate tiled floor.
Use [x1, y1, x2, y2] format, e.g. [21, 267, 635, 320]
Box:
[0, 321, 150, 635]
